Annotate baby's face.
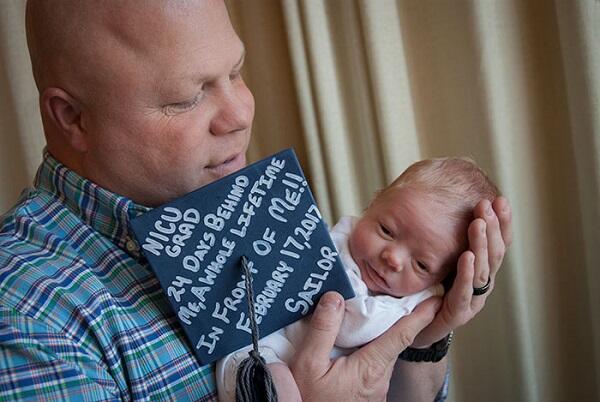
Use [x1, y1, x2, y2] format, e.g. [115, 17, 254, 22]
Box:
[348, 186, 464, 297]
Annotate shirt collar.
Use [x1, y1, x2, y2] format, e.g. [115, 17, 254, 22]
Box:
[34, 150, 151, 257]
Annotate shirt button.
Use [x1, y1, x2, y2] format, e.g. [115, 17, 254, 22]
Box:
[125, 237, 138, 253]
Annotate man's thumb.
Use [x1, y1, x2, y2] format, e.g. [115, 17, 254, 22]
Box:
[360, 297, 442, 364]
[291, 292, 345, 378]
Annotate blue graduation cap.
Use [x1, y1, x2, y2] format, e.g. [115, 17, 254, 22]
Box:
[131, 149, 354, 365]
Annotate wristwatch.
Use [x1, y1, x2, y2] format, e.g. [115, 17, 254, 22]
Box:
[398, 332, 453, 363]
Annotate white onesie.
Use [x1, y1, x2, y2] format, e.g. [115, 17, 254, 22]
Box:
[216, 216, 444, 402]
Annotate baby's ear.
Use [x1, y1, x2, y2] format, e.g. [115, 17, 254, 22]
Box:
[441, 269, 457, 292]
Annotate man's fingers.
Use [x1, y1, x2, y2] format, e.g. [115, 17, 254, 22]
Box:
[494, 196, 513, 247]
[476, 199, 504, 276]
[449, 251, 476, 308]
[291, 292, 344, 378]
[359, 297, 442, 365]
[468, 217, 490, 288]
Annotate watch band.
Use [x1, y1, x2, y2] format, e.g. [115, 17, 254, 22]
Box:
[398, 332, 453, 363]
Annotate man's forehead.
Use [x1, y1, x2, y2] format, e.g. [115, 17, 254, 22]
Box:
[26, 0, 235, 91]
[33, 0, 228, 47]
[27, 0, 219, 21]
[103, 1, 227, 48]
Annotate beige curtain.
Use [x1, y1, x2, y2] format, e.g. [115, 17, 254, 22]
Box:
[0, 1, 45, 209]
[2, 1, 599, 401]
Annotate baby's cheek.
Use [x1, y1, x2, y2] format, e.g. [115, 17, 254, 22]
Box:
[349, 231, 370, 258]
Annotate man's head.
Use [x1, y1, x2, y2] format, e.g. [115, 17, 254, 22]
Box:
[349, 157, 499, 297]
[26, 0, 254, 206]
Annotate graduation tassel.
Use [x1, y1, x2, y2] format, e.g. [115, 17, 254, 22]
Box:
[235, 256, 278, 402]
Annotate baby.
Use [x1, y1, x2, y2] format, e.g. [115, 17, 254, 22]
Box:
[216, 157, 500, 401]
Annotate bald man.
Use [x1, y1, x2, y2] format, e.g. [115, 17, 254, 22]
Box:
[0, 0, 512, 401]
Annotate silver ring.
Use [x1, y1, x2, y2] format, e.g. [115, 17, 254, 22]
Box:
[473, 276, 491, 296]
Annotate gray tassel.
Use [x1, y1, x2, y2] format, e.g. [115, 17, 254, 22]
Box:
[235, 256, 278, 402]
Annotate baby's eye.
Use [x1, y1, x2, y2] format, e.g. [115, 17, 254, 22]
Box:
[416, 261, 429, 271]
[380, 224, 392, 237]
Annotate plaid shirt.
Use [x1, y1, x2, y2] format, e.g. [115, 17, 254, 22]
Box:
[0, 152, 216, 401]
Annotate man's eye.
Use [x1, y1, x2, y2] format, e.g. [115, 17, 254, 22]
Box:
[164, 94, 201, 115]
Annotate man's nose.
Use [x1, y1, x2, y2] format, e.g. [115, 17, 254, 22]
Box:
[210, 85, 254, 136]
[381, 246, 406, 272]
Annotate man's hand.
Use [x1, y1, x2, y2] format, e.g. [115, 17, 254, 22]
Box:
[290, 292, 442, 401]
[412, 196, 513, 347]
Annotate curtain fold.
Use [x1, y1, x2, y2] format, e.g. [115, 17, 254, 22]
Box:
[555, 3, 600, 398]
[357, 0, 422, 184]
[282, 0, 367, 220]
[2, 1, 599, 401]
[0, 1, 44, 211]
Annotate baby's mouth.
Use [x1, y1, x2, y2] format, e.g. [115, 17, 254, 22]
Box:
[366, 261, 389, 290]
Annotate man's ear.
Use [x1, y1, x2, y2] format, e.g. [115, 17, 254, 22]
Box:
[41, 87, 88, 152]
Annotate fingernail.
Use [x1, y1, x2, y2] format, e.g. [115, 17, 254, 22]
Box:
[486, 205, 493, 216]
[318, 293, 342, 311]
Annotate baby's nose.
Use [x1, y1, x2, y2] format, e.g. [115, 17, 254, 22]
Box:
[382, 248, 404, 272]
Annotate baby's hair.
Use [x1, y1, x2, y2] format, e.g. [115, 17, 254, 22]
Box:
[377, 157, 500, 226]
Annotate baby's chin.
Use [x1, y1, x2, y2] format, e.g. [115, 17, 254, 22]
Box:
[365, 280, 410, 297]
[374, 288, 409, 298]
[364, 278, 403, 297]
